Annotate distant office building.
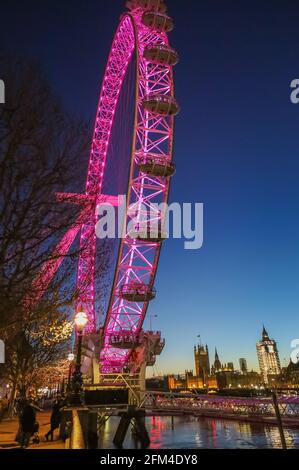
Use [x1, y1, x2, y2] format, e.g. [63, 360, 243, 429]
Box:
[256, 326, 281, 384]
[239, 358, 248, 374]
[227, 362, 234, 371]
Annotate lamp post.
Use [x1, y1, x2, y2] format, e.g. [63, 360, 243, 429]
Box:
[149, 314, 158, 332]
[66, 352, 75, 400]
[70, 312, 88, 406]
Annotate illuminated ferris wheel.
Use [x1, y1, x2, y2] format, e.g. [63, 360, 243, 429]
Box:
[31, 0, 179, 378]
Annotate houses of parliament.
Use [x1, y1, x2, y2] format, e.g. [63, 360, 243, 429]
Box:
[168, 343, 260, 390]
[167, 327, 299, 391]
[190, 345, 259, 389]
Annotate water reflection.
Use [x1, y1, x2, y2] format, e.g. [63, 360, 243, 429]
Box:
[97, 415, 299, 449]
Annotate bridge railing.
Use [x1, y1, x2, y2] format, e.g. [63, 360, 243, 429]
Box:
[141, 392, 299, 418]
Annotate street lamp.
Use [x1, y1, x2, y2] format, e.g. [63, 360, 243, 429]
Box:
[70, 312, 88, 406]
[75, 311, 89, 331]
[149, 314, 158, 331]
[66, 353, 75, 397]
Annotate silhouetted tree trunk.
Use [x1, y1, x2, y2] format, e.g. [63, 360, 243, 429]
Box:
[0, 56, 90, 400]
[0, 56, 112, 401]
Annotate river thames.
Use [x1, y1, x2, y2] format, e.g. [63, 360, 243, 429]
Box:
[98, 416, 299, 449]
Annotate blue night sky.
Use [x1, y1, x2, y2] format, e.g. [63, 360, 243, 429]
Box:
[1, 0, 299, 374]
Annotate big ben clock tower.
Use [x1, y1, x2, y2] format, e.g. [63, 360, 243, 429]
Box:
[256, 326, 281, 384]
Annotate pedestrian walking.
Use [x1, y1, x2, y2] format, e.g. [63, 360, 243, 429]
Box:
[45, 398, 63, 441]
[19, 400, 37, 448]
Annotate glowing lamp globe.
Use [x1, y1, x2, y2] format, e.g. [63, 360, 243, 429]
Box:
[74, 311, 88, 332]
[68, 353, 75, 362]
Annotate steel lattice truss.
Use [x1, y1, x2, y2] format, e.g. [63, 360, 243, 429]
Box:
[100, 11, 176, 373]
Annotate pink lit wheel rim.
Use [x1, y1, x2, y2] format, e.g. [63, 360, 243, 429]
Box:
[77, 4, 179, 373]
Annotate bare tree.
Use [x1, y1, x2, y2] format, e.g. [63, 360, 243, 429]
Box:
[0, 56, 91, 331]
[0, 56, 90, 399]
[0, 56, 112, 401]
[26, 359, 70, 393]
[2, 310, 72, 398]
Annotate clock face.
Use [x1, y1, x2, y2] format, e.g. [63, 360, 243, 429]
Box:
[268, 345, 274, 353]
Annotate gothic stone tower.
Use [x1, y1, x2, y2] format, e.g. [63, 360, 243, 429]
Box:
[214, 348, 222, 372]
[194, 344, 210, 381]
[256, 326, 281, 384]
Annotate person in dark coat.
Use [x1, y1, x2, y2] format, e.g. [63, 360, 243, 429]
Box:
[0, 395, 9, 420]
[19, 400, 37, 448]
[45, 399, 63, 441]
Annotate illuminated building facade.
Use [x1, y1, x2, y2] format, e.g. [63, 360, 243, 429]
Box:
[256, 327, 281, 384]
[213, 349, 222, 372]
[283, 360, 299, 388]
[185, 370, 204, 389]
[194, 344, 210, 381]
[216, 369, 261, 389]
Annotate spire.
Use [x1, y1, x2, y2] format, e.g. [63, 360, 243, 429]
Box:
[214, 348, 222, 371]
[262, 325, 269, 340]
